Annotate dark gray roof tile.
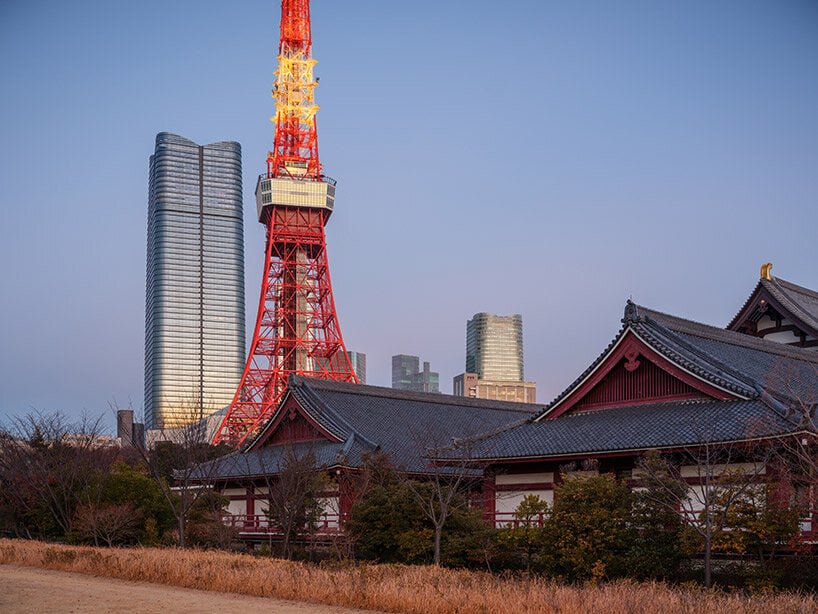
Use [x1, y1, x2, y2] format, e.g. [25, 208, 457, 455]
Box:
[447, 399, 802, 461]
[201, 378, 539, 479]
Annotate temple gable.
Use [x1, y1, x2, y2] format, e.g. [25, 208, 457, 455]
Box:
[543, 331, 736, 419]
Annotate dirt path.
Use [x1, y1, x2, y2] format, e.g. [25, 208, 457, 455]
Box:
[0, 564, 379, 614]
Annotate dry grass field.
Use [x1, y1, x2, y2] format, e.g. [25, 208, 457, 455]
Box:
[1, 539, 815, 614]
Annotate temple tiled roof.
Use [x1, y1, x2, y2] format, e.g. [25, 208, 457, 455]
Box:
[634, 303, 818, 403]
[197, 377, 538, 480]
[196, 293, 818, 476]
[442, 300, 818, 462]
[446, 399, 801, 461]
[536, 301, 818, 421]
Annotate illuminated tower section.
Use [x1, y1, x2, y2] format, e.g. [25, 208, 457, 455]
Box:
[214, 0, 357, 445]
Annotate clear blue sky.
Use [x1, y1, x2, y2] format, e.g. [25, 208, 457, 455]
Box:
[1, 0, 816, 425]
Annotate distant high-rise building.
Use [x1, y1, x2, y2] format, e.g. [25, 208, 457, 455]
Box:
[144, 132, 245, 429]
[116, 409, 145, 449]
[456, 312, 536, 403]
[466, 313, 524, 381]
[348, 351, 367, 384]
[392, 354, 420, 390]
[415, 361, 440, 394]
[392, 355, 440, 393]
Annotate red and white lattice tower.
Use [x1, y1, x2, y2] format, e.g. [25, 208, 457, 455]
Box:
[214, 0, 357, 445]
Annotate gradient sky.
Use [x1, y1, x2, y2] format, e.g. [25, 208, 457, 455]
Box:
[1, 0, 816, 427]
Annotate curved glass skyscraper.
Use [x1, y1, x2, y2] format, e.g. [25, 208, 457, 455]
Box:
[145, 133, 245, 429]
[466, 313, 524, 381]
[456, 313, 535, 403]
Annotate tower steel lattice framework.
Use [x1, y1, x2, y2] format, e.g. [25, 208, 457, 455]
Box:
[214, 0, 357, 446]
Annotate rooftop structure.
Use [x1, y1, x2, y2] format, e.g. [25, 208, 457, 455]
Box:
[729, 263, 818, 349]
[453, 373, 536, 403]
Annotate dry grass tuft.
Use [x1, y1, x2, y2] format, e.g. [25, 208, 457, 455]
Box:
[1, 539, 815, 614]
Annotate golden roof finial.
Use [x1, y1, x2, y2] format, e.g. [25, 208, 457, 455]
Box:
[760, 262, 773, 281]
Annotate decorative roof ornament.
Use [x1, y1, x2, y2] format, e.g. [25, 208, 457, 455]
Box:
[760, 262, 774, 281]
[623, 300, 640, 323]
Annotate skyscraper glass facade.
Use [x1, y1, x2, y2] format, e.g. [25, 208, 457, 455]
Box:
[347, 351, 367, 385]
[466, 313, 524, 381]
[391, 355, 440, 393]
[392, 354, 420, 389]
[145, 133, 245, 429]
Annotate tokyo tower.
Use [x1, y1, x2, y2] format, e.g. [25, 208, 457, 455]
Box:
[214, 0, 357, 446]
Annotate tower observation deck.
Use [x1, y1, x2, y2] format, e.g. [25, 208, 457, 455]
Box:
[214, 0, 357, 446]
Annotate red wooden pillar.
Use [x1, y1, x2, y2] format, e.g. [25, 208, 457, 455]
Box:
[245, 485, 255, 528]
[337, 468, 353, 526]
[482, 468, 496, 525]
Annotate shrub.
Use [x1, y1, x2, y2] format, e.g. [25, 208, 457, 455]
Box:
[624, 489, 688, 580]
[548, 475, 635, 581]
[346, 481, 432, 564]
[347, 480, 492, 567]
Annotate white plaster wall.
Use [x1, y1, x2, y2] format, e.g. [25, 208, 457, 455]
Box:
[495, 490, 553, 515]
[227, 498, 246, 516]
[764, 330, 802, 344]
[680, 462, 765, 478]
[682, 485, 707, 514]
[495, 472, 554, 486]
[318, 497, 340, 529]
[756, 315, 778, 331]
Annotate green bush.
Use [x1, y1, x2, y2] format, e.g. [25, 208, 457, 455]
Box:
[624, 489, 687, 580]
[491, 495, 553, 573]
[346, 481, 432, 564]
[346, 480, 492, 567]
[69, 461, 174, 546]
[548, 474, 635, 581]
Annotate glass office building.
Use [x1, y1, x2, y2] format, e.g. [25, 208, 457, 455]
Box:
[466, 313, 524, 381]
[456, 313, 535, 403]
[347, 351, 367, 384]
[392, 354, 420, 389]
[144, 133, 245, 429]
[391, 354, 440, 393]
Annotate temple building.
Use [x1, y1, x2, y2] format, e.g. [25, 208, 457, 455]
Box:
[438, 264, 818, 530]
[196, 264, 817, 543]
[194, 377, 537, 538]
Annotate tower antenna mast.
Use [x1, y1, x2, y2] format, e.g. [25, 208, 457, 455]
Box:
[269, 0, 320, 179]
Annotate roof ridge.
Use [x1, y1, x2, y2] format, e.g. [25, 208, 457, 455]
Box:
[773, 277, 818, 301]
[635, 304, 724, 330]
[727, 280, 762, 329]
[563, 397, 754, 418]
[292, 375, 541, 414]
[637, 304, 818, 365]
[291, 380, 356, 440]
[634, 315, 759, 395]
